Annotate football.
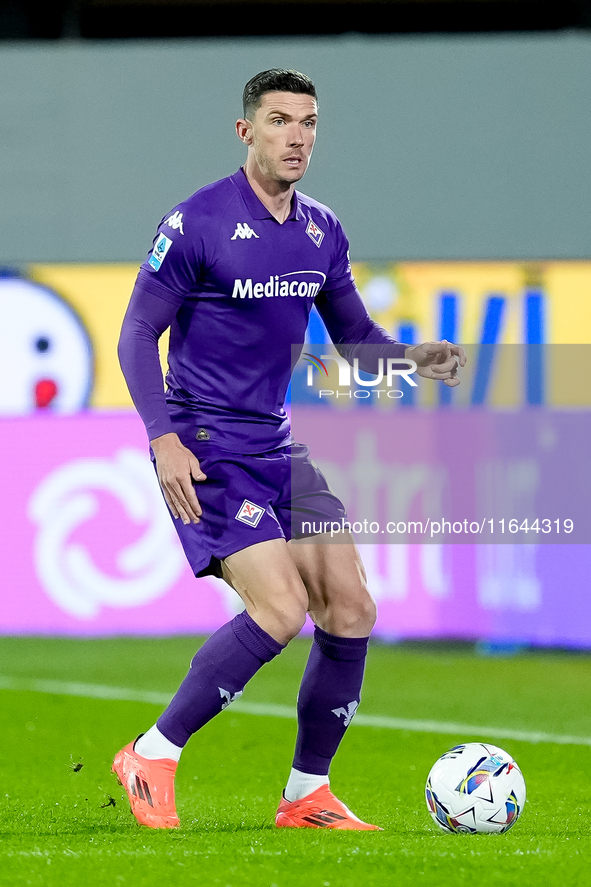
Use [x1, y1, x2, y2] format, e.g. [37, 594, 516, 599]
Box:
[425, 742, 526, 834]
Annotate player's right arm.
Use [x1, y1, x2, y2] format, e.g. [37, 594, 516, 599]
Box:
[118, 206, 206, 525]
[118, 284, 206, 525]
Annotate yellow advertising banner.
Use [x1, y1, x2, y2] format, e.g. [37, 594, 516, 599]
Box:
[27, 263, 169, 409]
[3, 260, 587, 412]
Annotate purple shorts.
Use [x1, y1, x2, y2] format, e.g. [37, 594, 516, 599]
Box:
[164, 440, 347, 579]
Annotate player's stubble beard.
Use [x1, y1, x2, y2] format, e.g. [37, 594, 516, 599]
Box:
[251, 138, 312, 192]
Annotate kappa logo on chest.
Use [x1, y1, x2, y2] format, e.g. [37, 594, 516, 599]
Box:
[231, 223, 259, 241]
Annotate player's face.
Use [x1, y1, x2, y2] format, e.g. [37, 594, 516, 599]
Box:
[245, 92, 318, 186]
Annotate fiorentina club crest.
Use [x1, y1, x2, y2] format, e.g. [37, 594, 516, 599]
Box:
[235, 499, 265, 527]
[306, 218, 324, 248]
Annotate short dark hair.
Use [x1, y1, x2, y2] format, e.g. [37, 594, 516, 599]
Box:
[242, 69, 317, 120]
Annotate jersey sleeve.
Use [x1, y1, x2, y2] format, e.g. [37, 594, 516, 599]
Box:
[316, 283, 409, 367]
[118, 203, 203, 441]
[320, 217, 356, 297]
[138, 203, 203, 300]
[118, 281, 181, 441]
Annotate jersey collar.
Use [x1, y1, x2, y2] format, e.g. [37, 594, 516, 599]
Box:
[232, 168, 306, 223]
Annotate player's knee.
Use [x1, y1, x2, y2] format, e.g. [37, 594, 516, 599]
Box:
[351, 592, 378, 634]
[357, 590, 377, 629]
[264, 600, 307, 644]
[284, 611, 308, 642]
[328, 588, 377, 637]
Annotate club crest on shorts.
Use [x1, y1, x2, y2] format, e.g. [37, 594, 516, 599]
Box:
[235, 499, 265, 527]
[306, 218, 324, 248]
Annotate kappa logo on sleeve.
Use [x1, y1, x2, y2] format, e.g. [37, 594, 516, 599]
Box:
[306, 219, 324, 248]
[164, 211, 185, 235]
[148, 233, 173, 271]
[235, 499, 265, 527]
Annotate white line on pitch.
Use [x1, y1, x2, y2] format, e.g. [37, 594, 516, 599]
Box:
[1, 675, 590, 748]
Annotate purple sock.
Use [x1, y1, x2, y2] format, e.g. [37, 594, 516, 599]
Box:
[157, 611, 284, 747]
[293, 626, 369, 776]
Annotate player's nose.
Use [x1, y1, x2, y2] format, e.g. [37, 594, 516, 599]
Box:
[287, 126, 304, 146]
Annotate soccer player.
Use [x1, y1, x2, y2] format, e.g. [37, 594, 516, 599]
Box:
[114, 68, 466, 830]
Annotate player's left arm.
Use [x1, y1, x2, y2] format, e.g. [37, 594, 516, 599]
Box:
[316, 286, 466, 386]
[316, 215, 466, 385]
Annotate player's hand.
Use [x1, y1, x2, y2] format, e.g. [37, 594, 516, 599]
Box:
[150, 432, 207, 525]
[405, 340, 467, 387]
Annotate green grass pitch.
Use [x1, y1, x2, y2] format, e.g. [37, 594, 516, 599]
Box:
[1, 636, 590, 886]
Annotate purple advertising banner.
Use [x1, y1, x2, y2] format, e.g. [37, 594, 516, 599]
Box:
[291, 406, 591, 648]
[290, 408, 590, 544]
[0, 414, 241, 636]
[1, 412, 590, 647]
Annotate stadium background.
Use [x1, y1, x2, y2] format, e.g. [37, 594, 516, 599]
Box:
[1, 11, 590, 646]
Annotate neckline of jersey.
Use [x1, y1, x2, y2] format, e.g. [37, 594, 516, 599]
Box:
[232, 167, 306, 224]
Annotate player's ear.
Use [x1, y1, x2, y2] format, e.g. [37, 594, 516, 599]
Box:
[236, 118, 253, 145]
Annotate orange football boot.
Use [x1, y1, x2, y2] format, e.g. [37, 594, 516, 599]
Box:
[276, 784, 381, 830]
[112, 740, 180, 829]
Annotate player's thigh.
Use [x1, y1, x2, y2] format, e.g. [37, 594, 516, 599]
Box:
[287, 531, 377, 637]
[221, 538, 309, 644]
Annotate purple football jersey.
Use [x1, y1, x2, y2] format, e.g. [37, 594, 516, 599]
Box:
[135, 168, 354, 453]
